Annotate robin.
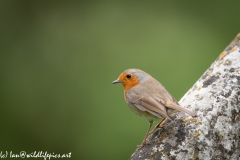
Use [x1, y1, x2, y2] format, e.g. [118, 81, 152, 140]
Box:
[112, 68, 197, 148]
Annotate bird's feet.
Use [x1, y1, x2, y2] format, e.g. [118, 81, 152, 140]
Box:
[148, 125, 165, 135]
[137, 140, 151, 149]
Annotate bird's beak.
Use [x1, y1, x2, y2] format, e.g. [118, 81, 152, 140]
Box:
[112, 79, 122, 84]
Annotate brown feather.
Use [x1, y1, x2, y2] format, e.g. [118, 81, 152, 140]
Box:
[139, 97, 173, 120]
[165, 100, 197, 117]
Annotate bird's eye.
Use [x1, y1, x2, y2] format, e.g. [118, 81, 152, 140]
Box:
[126, 74, 131, 79]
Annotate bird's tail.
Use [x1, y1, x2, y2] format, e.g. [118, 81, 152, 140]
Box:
[165, 100, 197, 117]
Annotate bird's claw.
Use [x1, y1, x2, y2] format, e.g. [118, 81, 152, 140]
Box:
[137, 141, 151, 149]
[148, 125, 165, 135]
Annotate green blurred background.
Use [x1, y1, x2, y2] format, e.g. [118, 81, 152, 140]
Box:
[0, 1, 239, 159]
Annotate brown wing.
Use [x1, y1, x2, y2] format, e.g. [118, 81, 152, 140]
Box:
[126, 91, 173, 120]
[139, 96, 173, 120]
[154, 95, 197, 117]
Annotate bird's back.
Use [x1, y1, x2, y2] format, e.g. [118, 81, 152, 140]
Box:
[128, 74, 178, 104]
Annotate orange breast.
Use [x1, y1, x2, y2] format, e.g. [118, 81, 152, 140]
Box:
[122, 76, 139, 91]
[118, 73, 140, 101]
[123, 77, 139, 101]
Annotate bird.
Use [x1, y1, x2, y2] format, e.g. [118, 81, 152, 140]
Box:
[112, 68, 197, 149]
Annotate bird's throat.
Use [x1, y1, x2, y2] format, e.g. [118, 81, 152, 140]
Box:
[122, 77, 139, 91]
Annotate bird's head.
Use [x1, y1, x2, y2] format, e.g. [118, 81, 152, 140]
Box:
[112, 68, 149, 91]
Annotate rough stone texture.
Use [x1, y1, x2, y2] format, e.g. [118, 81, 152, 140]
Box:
[130, 33, 240, 160]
